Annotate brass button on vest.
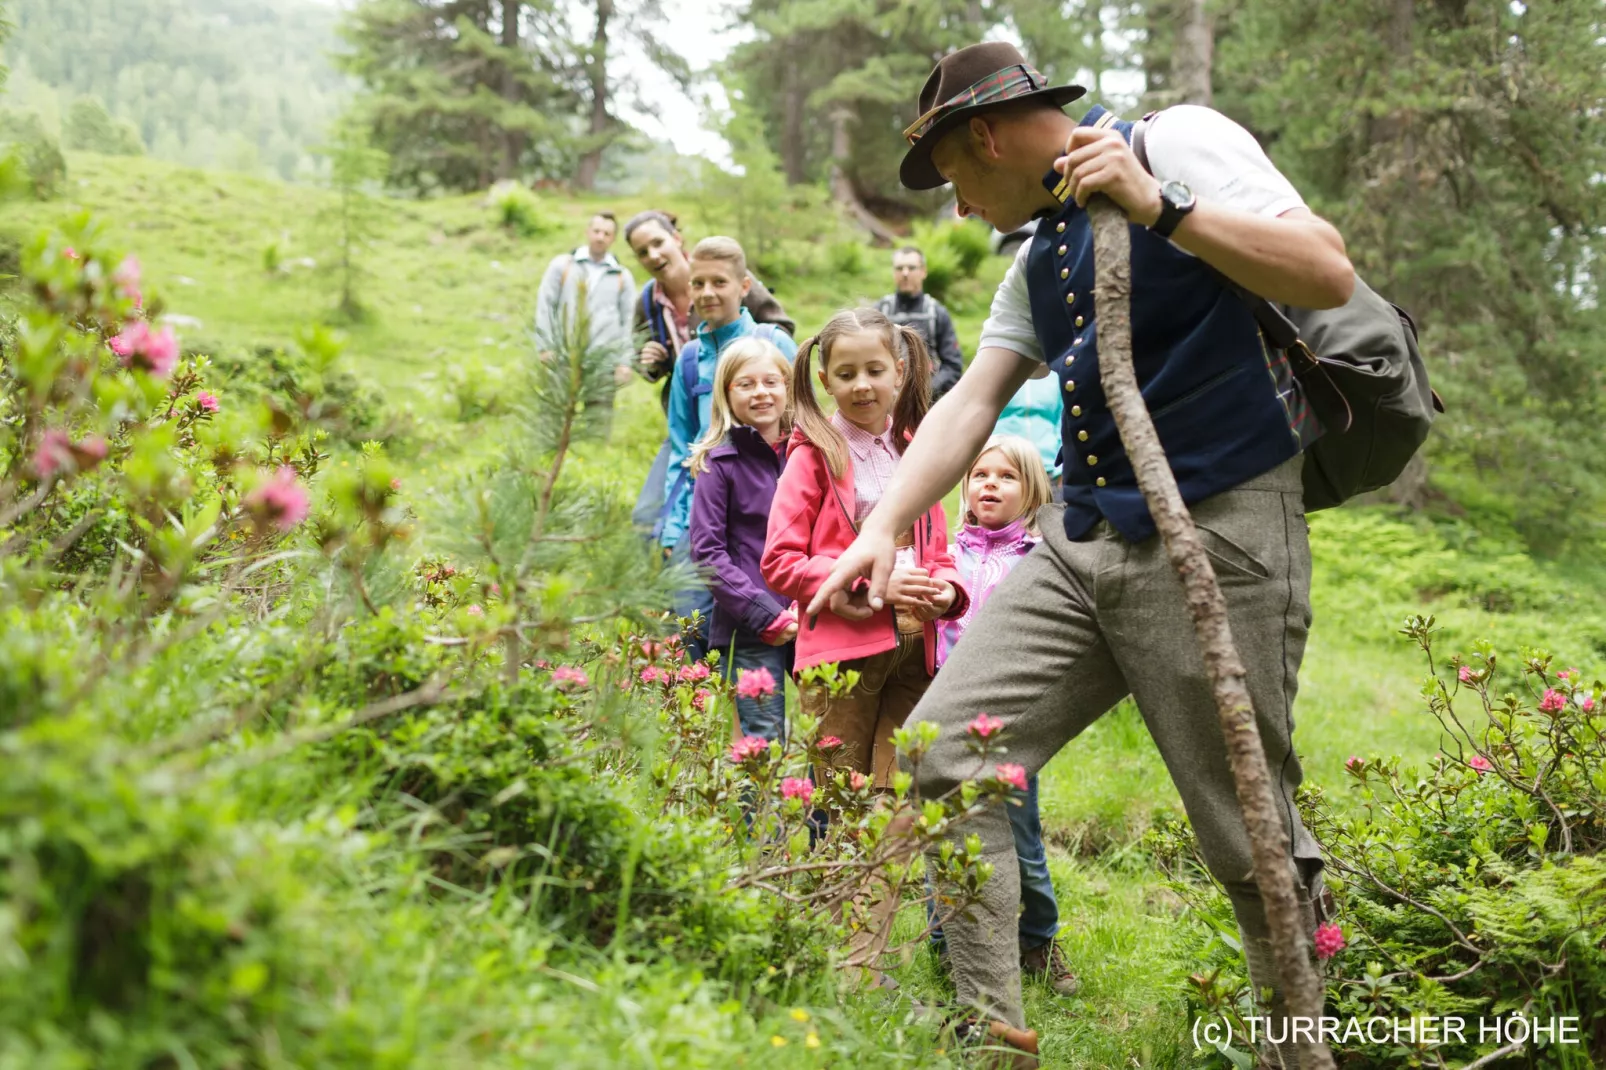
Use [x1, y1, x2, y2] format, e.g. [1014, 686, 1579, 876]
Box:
[1064, 380, 1075, 393]
[1065, 292, 1075, 304]
[1077, 430, 1088, 441]
[1057, 244, 1067, 256]
[1087, 454, 1099, 466]
[1056, 221, 1066, 233]
[1096, 477, 1106, 487]
[1075, 316, 1084, 327]
[1060, 268, 1069, 279]
[1070, 405, 1082, 416]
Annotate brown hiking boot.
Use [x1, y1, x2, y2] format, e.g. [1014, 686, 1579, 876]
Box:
[1021, 939, 1079, 996]
[952, 1017, 1040, 1069]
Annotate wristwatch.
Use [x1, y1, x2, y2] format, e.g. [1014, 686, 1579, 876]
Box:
[1151, 180, 1196, 239]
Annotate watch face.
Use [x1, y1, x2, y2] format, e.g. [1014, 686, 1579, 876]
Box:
[1161, 180, 1196, 210]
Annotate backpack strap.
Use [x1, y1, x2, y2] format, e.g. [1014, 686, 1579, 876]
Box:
[1126, 113, 1350, 430]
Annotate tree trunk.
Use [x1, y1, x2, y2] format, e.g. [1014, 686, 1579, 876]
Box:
[498, 0, 522, 181]
[1173, 0, 1214, 106]
[574, 0, 614, 191]
[1084, 195, 1335, 1070]
[828, 106, 896, 247]
[780, 57, 807, 185]
[1369, 0, 1415, 168]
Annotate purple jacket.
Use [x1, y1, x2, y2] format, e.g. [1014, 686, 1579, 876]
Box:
[688, 424, 791, 651]
[935, 517, 1039, 667]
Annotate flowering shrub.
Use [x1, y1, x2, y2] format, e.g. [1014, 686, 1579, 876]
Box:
[1155, 617, 1606, 1067]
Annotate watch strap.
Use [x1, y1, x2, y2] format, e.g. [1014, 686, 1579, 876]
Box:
[1152, 192, 1187, 238]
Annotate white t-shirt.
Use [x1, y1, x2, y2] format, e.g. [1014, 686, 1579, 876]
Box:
[978, 105, 1306, 364]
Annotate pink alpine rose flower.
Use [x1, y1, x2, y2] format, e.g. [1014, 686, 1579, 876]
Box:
[1344, 755, 1363, 773]
[61, 246, 78, 260]
[109, 321, 180, 377]
[30, 430, 73, 479]
[390, 477, 402, 491]
[640, 665, 671, 686]
[1457, 665, 1473, 683]
[108, 322, 141, 358]
[691, 688, 712, 712]
[816, 735, 843, 751]
[195, 391, 220, 413]
[1313, 923, 1345, 961]
[968, 713, 1004, 740]
[849, 771, 869, 792]
[140, 325, 180, 377]
[1467, 755, 1492, 774]
[465, 604, 484, 617]
[551, 666, 589, 691]
[780, 777, 814, 805]
[678, 662, 711, 683]
[995, 763, 1028, 793]
[1539, 689, 1566, 713]
[727, 735, 769, 764]
[243, 466, 311, 532]
[1583, 695, 1596, 713]
[735, 667, 777, 700]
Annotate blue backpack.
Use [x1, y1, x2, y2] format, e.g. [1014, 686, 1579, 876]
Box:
[652, 323, 788, 542]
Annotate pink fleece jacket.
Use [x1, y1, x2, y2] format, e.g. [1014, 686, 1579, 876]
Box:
[760, 424, 969, 675]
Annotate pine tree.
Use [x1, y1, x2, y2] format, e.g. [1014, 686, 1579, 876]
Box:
[726, 0, 987, 223]
[315, 120, 389, 321]
[1214, 0, 1606, 553]
[337, 0, 581, 193]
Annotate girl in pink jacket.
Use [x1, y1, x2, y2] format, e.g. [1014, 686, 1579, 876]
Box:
[760, 307, 969, 790]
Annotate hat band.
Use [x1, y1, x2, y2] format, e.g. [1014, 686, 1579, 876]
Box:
[902, 63, 1048, 146]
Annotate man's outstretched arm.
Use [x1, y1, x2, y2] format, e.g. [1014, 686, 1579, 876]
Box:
[806, 345, 1038, 618]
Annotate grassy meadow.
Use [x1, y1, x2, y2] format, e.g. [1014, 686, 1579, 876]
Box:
[7, 150, 1603, 1067]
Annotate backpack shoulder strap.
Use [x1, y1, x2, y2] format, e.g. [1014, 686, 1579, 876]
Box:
[680, 341, 705, 397]
[1127, 113, 1306, 355]
[1131, 111, 1157, 174]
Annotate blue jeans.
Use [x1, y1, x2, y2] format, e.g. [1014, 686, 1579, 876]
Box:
[668, 534, 717, 664]
[633, 440, 672, 531]
[931, 773, 1058, 952]
[718, 638, 791, 742]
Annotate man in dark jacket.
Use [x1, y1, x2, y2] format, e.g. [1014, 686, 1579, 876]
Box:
[876, 246, 965, 400]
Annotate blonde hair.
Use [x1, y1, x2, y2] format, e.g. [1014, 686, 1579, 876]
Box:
[963, 435, 1053, 531]
[791, 306, 933, 481]
[687, 337, 794, 475]
[688, 235, 747, 278]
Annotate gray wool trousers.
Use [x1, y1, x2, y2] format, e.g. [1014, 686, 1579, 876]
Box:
[906, 456, 1324, 1042]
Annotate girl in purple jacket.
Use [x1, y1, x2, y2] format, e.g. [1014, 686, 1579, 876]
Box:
[687, 338, 798, 741]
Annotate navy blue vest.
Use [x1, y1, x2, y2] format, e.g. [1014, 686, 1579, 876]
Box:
[1033, 105, 1311, 543]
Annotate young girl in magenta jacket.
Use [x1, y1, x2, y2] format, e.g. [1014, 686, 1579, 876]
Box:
[929, 435, 1079, 995]
[761, 307, 969, 790]
[686, 337, 798, 742]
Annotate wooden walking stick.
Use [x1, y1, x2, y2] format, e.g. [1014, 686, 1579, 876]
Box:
[1084, 195, 1335, 1070]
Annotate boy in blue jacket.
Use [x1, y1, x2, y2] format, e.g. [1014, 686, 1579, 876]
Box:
[658, 236, 797, 661]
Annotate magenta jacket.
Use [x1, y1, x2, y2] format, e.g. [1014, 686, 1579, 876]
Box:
[935, 517, 1038, 667]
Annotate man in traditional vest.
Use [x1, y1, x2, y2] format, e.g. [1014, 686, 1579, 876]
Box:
[807, 42, 1354, 1068]
[876, 247, 966, 401]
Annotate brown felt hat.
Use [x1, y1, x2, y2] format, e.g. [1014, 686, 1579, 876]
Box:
[899, 42, 1085, 192]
